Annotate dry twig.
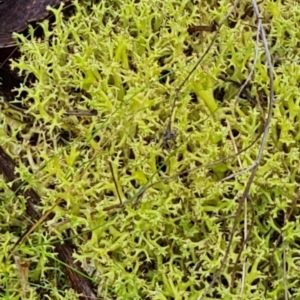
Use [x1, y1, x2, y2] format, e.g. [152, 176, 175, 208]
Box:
[198, 0, 275, 298]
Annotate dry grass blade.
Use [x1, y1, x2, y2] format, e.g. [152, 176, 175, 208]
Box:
[14, 255, 30, 300]
[10, 199, 62, 255]
[226, 121, 247, 294]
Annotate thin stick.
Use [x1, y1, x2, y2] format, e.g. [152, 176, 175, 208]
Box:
[198, 0, 275, 298]
[222, 14, 263, 185]
[164, 0, 242, 142]
[103, 126, 264, 211]
[64, 109, 98, 116]
[227, 16, 263, 293]
[227, 121, 246, 295]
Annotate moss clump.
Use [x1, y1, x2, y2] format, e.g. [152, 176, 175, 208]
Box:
[1, 0, 300, 299]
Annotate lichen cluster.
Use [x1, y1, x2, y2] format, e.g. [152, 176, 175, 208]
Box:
[1, 0, 300, 299]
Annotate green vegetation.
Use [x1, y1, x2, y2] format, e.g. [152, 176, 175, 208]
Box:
[1, 0, 300, 299]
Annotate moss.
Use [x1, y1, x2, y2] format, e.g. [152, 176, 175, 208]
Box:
[1, 0, 300, 299]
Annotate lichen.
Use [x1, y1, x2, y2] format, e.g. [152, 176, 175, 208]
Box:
[1, 0, 300, 299]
